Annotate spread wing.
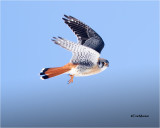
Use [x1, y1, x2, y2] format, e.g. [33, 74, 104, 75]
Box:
[52, 37, 100, 66]
[62, 15, 105, 53]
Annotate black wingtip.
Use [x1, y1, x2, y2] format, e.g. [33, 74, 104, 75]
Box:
[58, 36, 63, 39]
[40, 72, 44, 75]
[62, 18, 67, 21]
[51, 37, 55, 40]
[64, 14, 69, 18]
[40, 68, 49, 75]
[69, 15, 76, 19]
[51, 37, 56, 41]
[41, 75, 49, 80]
[64, 14, 76, 19]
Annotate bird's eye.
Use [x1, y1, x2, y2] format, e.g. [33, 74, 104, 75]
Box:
[98, 61, 104, 68]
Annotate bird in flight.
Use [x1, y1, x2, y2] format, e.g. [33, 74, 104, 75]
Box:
[40, 15, 109, 84]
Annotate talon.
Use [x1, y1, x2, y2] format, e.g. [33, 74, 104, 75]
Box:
[68, 75, 74, 84]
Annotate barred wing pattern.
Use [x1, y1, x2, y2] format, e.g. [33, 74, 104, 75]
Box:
[62, 15, 104, 53]
[52, 37, 100, 67]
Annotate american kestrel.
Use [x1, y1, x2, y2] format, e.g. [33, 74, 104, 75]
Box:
[40, 15, 109, 84]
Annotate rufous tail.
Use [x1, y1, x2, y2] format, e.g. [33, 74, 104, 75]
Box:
[40, 63, 77, 80]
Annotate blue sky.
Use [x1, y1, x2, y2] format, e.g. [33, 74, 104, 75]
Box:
[1, 1, 159, 127]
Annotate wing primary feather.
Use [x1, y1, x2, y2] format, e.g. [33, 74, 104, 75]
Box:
[62, 15, 105, 53]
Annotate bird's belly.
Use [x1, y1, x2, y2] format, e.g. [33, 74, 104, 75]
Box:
[67, 65, 102, 77]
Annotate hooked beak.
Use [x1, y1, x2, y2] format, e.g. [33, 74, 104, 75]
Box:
[105, 62, 109, 67]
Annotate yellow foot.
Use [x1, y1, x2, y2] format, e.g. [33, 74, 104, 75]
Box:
[68, 75, 74, 84]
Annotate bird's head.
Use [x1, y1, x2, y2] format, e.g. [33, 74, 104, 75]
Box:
[97, 58, 109, 71]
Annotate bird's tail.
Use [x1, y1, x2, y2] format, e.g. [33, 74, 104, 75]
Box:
[40, 63, 77, 80]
